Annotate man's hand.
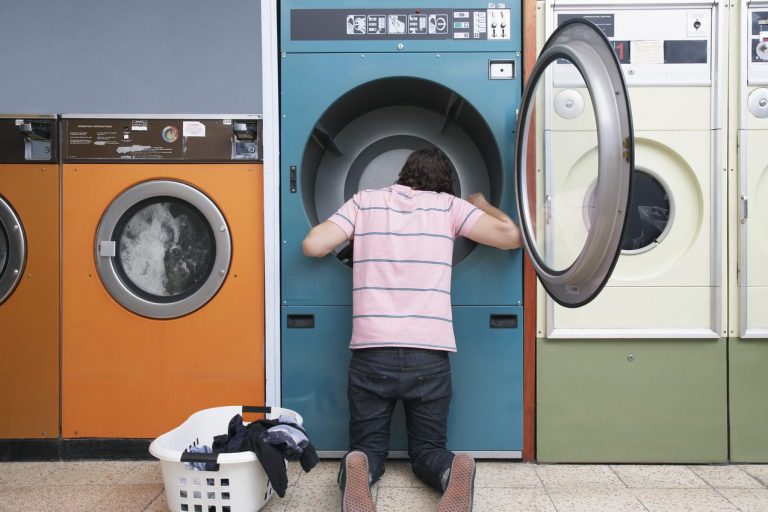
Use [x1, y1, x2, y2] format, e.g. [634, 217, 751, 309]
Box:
[468, 192, 490, 208]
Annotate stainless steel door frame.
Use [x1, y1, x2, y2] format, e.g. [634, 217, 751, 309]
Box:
[0, 195, 26, 305]
[95, 180, 232, 319]
[515, 18, 634, 307]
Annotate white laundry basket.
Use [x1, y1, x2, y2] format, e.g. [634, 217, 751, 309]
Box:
[149, 405, 303, 512]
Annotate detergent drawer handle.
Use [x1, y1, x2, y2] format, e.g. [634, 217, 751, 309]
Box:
[287, 314, 315, 328]
[489, 314, 518, 329]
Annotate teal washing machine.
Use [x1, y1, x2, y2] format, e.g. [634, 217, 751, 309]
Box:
[279, 0, 634, 456]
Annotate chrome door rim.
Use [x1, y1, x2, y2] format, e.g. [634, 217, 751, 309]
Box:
[515, 18, 634, 307]
[0, 195, 26, 305]
[95, 180, 231, 319]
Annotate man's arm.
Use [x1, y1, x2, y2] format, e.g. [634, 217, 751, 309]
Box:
[302, 220, 349, 257]
[465, 193, 522, 250]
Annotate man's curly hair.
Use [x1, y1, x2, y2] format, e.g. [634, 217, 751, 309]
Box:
[395, 147, 454, 194]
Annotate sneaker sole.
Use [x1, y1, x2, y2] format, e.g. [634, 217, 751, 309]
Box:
[342, 451, 376, 512]
[435, 454, 475, 512]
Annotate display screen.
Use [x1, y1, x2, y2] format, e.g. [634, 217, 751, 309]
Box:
[112, 197, 215, 302]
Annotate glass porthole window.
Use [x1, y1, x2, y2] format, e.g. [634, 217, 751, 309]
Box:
[585, 169, 671, 253]
[95, 181, 231, 319]
[112, 197, 216, 303]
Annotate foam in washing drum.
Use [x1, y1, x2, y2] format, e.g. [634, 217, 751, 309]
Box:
[515, 18, 634, 308]
[0, 195, 26, 305]
[95, 180, 232, 319]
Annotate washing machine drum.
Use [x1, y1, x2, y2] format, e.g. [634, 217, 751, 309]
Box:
[301, 77, 502, 265]
[95, 180, 231, 319]
[0, 195, 26, 305]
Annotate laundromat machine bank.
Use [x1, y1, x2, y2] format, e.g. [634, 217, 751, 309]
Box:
[0, 115, 60, 441]
[59, 115, 266, 441]
[278, 0, 634, 459]
[2, 0, 768, 466]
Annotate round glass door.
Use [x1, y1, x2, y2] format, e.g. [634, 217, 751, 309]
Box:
[0, 195, 26, 305]
[95, 180, 231, 319]
[515, 18, 634, 307]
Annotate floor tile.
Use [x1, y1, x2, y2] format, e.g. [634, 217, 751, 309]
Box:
[36, 461, 137, 486]
[0, 485, 110, 512]
[376, 486, 440, 512]
[283, 483, 343, 511]
[119, 461, 164, 485]
[476, 462, 543, 488]
[611, 465, 708, 489]
[0, 463, 53, 486]
[690, 465, 764, 489]
[261, 492, 289, 512]
[633, 488, 738, 512]
[740, 465, 768, 486]
[378, 461, 422, 488]
[287, 461, 304, 487]
[548, 488, 646, 512]
[719, 488, 768, 512]
[292, 460, 339, 487]
[93, 484, 163, 512]
[145, 491, 169, 512]
[535, 465, 626, 489]
[474, 488, 556, 512]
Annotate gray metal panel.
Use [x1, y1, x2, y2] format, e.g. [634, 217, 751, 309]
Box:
[0, 0, 262, 114]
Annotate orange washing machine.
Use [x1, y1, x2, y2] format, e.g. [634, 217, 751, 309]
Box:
[0, 114, 59, 441]
[61, 115, 264, 439]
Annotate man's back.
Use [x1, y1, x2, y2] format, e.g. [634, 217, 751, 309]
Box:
[330, 184, 481, 351]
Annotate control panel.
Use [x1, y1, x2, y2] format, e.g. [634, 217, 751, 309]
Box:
[553, 8, 713, 86]
[291, 7, 512, 40]
[0, 116, 57, 164]
[748, 9, 768, 84]
[61, 118, 262, 162]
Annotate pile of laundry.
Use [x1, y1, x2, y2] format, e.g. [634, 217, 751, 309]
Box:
[184, 413, 318, 497]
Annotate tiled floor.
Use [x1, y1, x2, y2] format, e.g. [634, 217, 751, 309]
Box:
[0, 460, 766, 511]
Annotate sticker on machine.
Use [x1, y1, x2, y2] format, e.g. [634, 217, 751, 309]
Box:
[183, 121, 206, 137]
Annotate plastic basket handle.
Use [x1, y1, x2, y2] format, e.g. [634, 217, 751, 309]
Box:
[242, 405, 272, 414]
[180, 451, 219, 464]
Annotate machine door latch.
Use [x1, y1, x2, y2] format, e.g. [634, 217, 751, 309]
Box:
[99, 241, 116, 257]
[290, 166, 297, 193]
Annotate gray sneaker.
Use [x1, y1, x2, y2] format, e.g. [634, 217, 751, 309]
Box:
[435, 454, 475, 512]
[341, 451, 377, 512]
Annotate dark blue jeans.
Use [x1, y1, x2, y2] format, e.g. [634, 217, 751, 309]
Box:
[343, 347, 455, 491]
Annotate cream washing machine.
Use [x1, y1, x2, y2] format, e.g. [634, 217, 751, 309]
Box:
[730, 0, 768, 461]
[536, 0, 729, 462]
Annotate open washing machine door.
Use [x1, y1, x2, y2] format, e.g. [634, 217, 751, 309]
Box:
[0, 195, 26, 305]
[515, 18, 633, 308]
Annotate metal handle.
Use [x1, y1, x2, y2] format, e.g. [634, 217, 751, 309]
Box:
[290, 166, 297, 193]
[490, 314, 518, 329]
[287, 314, 315, 328]
[741, 195, 748, 224]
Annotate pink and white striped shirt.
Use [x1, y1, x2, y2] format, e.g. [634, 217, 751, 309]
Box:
[328, 184, 483, 352]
